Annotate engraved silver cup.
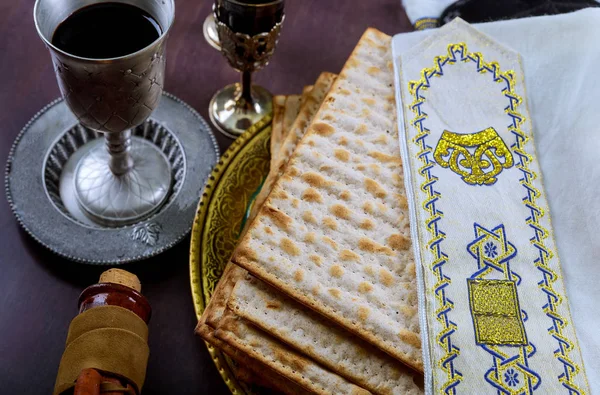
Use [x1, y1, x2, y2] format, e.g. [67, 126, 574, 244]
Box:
[209, 0, 284, 138]
[34, 0, 175, 226]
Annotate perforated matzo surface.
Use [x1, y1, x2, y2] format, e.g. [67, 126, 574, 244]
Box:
[232, 28, 422, 371]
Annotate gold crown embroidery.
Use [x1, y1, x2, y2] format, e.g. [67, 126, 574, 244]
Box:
[433, 127, 514, 185]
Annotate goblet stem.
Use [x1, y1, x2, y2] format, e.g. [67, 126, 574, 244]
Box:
[106, 130, 134, 176]
[240, 70, 253, 105]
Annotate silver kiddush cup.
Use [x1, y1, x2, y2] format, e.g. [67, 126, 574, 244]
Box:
[34, 0, 175, 227]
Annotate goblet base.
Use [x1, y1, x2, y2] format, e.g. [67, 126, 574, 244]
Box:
[74, 136, 172, 227]
[209, 83, 272, 138]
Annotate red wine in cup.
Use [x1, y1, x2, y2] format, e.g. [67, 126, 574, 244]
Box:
[52, 2, 161, 59]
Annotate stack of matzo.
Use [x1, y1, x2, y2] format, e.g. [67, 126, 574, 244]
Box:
[197, 28, 423, 394]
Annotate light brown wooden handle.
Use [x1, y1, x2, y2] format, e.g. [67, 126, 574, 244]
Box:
[74, 369, 102, 395]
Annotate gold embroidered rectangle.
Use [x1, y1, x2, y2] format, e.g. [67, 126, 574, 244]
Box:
[467, 279, 527, 345]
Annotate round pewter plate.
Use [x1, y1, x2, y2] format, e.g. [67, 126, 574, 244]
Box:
[6, 92, 219, 264]
[190, 115, 272, 395]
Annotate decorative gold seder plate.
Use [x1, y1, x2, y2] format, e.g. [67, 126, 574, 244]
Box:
[190, 115, 272, 395]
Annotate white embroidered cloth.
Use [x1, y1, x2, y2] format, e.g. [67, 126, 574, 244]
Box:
[392, 10, 599, 394]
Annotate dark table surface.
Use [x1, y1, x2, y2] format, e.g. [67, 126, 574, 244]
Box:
[0, 1, 411, 393]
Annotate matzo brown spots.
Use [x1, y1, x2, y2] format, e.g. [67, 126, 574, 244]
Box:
[330, 265, 344, 278]
[365, 178, 387, 198]
[266, 300, 281, 309]
[312, 122, 335, 136]
[309, 254, 322, 266]
[312, 284, 320, 295]
[302, 172, 331, 189]
[281, 238, 300, 256]
[399, 329, 421, 349]
[369, 163, 381, 175]
[367, 66, 381, 75]
[338, 136, 349, 146]
[273, 348, 307, 373]
[387, 233, 410, 250]
[358, 306, 370, 321]
[356, 164, 367, 171]
[392, 172, 402, 186]
[339, 190, 351, 201]
[339, 88, 351, 96]
[292, 198, 300, 208]
[368, 151, 402, 165]
[322, 114, 336, 122]
[264, 226, 273, 235]
[373, 135, 388, 145]
[359, 219, 374, 230]
[377, 202, 387, 212]
[358, 282, 373, 293]
[288, 167, 300, 177]
[294, 269, 304, 282]
[395, 193, 408, 209]
[264, 205, 293, 230]
[334, 148, 350, 162]
[339, 249, 360, 261]
[361, 97, 376, 106]
[328, 288, 341, 299]
[272, 189, 289, 200]
[236, 243, 257, 261]
[362, 201, 374, 214]
[408, 262, 416, 277]
[362, 108, 371, 117]
[364, 265, 375, 276]
[355, 124, 368, 135]
[401, 305, 417, 318]
[379, 268, 395, 287]
[358, 237, 395, 256]
[323, 217, 338, 230]
[302, 188, 323, 203]
[330, 204, 351, 220]
[322, 236, 338, 250]
[302, 211, 317, 224]
[304, 232, 316, 243]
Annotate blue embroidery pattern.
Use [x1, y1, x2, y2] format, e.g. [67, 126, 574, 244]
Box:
[484, 242, 498, 258]
[505, 369, 520, 387]
[467, 223, 542, 394]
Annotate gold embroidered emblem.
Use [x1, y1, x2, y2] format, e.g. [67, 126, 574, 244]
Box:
[434, 127, 514, 185]
[467, 279, 527, 345]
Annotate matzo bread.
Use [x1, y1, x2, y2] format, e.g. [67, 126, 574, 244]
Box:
[249, 74, 337, 223]
[214, 307, 371, 395]
[197, 321, 309, 395]
[279, 95, 302, 152]
[300, 85, 313, 107]
[196, 266, 310, 395]
[270, 95, 288, 160]
[229, 276, 423, 395]
[274, 72, 337, 170]
[231, 28, 423, 371]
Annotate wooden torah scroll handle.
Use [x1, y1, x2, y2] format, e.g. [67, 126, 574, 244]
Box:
[74, 368, 136, 395]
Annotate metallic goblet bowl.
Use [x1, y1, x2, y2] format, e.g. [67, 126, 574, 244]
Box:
[34, 0, 176, 227]
[214, 15, 284, 73]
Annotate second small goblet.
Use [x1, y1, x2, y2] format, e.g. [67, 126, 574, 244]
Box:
[210, 0, 285, 138]
[34, 0, 175, 226]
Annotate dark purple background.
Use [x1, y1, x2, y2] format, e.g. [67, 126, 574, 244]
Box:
[0, 1, 411, 393]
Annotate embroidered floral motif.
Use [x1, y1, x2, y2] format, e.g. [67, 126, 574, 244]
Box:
[505, 368, 520, 387]
[484, 242, 497, 258]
